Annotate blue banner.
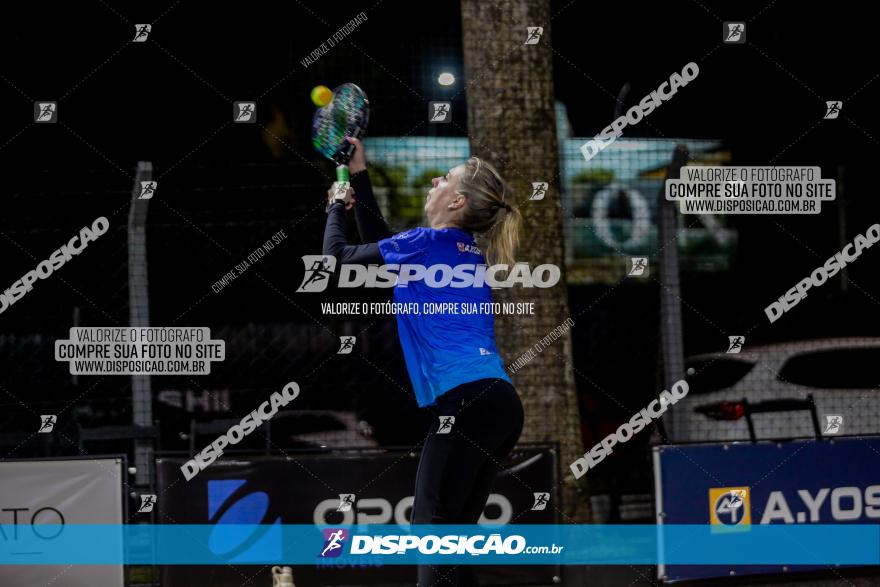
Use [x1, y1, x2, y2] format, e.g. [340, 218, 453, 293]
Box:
[654, 436, 880, 581]
[3, 524, 880, 565]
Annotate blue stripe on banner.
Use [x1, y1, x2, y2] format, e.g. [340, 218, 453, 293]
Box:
[1, 525, 878, 565]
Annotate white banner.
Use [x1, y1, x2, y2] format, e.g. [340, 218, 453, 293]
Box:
[0, 457, 125, 587]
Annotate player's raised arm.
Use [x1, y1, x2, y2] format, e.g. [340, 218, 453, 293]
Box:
[345, 137, 392, 242]
[322, 183, 383, 265]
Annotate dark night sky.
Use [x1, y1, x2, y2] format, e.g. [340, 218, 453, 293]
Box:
[1, 1, 876, 165]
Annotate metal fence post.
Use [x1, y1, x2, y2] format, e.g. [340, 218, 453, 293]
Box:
[129, 161, 154, 487]
[657, 146, 688, 440]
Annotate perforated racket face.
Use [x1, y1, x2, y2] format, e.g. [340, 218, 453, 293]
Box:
[311, 83, 370, 165]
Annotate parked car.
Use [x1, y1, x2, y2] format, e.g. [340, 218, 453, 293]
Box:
[672, 338, 880, 442]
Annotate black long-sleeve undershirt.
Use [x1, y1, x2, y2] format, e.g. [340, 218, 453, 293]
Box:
[322, 170, 386, 264]
[323, 203, 384, 263]
[350, 169, 392, 242]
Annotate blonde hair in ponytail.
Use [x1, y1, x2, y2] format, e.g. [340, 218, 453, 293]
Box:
[456, 157, 522, 267]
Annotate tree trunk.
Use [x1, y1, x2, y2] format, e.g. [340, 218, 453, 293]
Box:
[460, 0, 590, 523]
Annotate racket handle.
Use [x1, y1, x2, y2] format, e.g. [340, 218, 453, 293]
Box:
[336, 165, 350, 183]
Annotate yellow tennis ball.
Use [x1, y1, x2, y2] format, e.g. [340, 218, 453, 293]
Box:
[311, 85, 333, 107]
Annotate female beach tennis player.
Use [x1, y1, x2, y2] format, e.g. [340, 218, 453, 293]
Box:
[322, 137, 524, 586]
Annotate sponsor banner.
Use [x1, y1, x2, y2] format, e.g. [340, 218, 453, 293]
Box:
[653, 437, 880, 582]
[156, 447, 557, 586]
[0, 457, 124, 587]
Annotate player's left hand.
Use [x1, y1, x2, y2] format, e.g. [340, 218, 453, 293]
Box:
[327, 182, 356, 211]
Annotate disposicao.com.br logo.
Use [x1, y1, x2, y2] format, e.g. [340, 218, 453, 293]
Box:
[319, 528, 349, 558]
[317, 529, 563, 558]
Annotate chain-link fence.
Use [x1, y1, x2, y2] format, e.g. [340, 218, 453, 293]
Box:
[1, 175, 133, 457]
[4, 132, 879, 490]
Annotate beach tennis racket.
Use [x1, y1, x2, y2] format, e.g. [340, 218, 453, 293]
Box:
[311, 83, 370, 183]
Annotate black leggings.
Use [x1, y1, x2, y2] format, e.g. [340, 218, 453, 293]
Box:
[411, 378, 524, 587]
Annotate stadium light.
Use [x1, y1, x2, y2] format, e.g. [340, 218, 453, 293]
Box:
[437, 72, 455, 87]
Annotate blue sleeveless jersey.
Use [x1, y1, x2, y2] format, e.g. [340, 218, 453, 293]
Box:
[378, 227, 512, 407]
